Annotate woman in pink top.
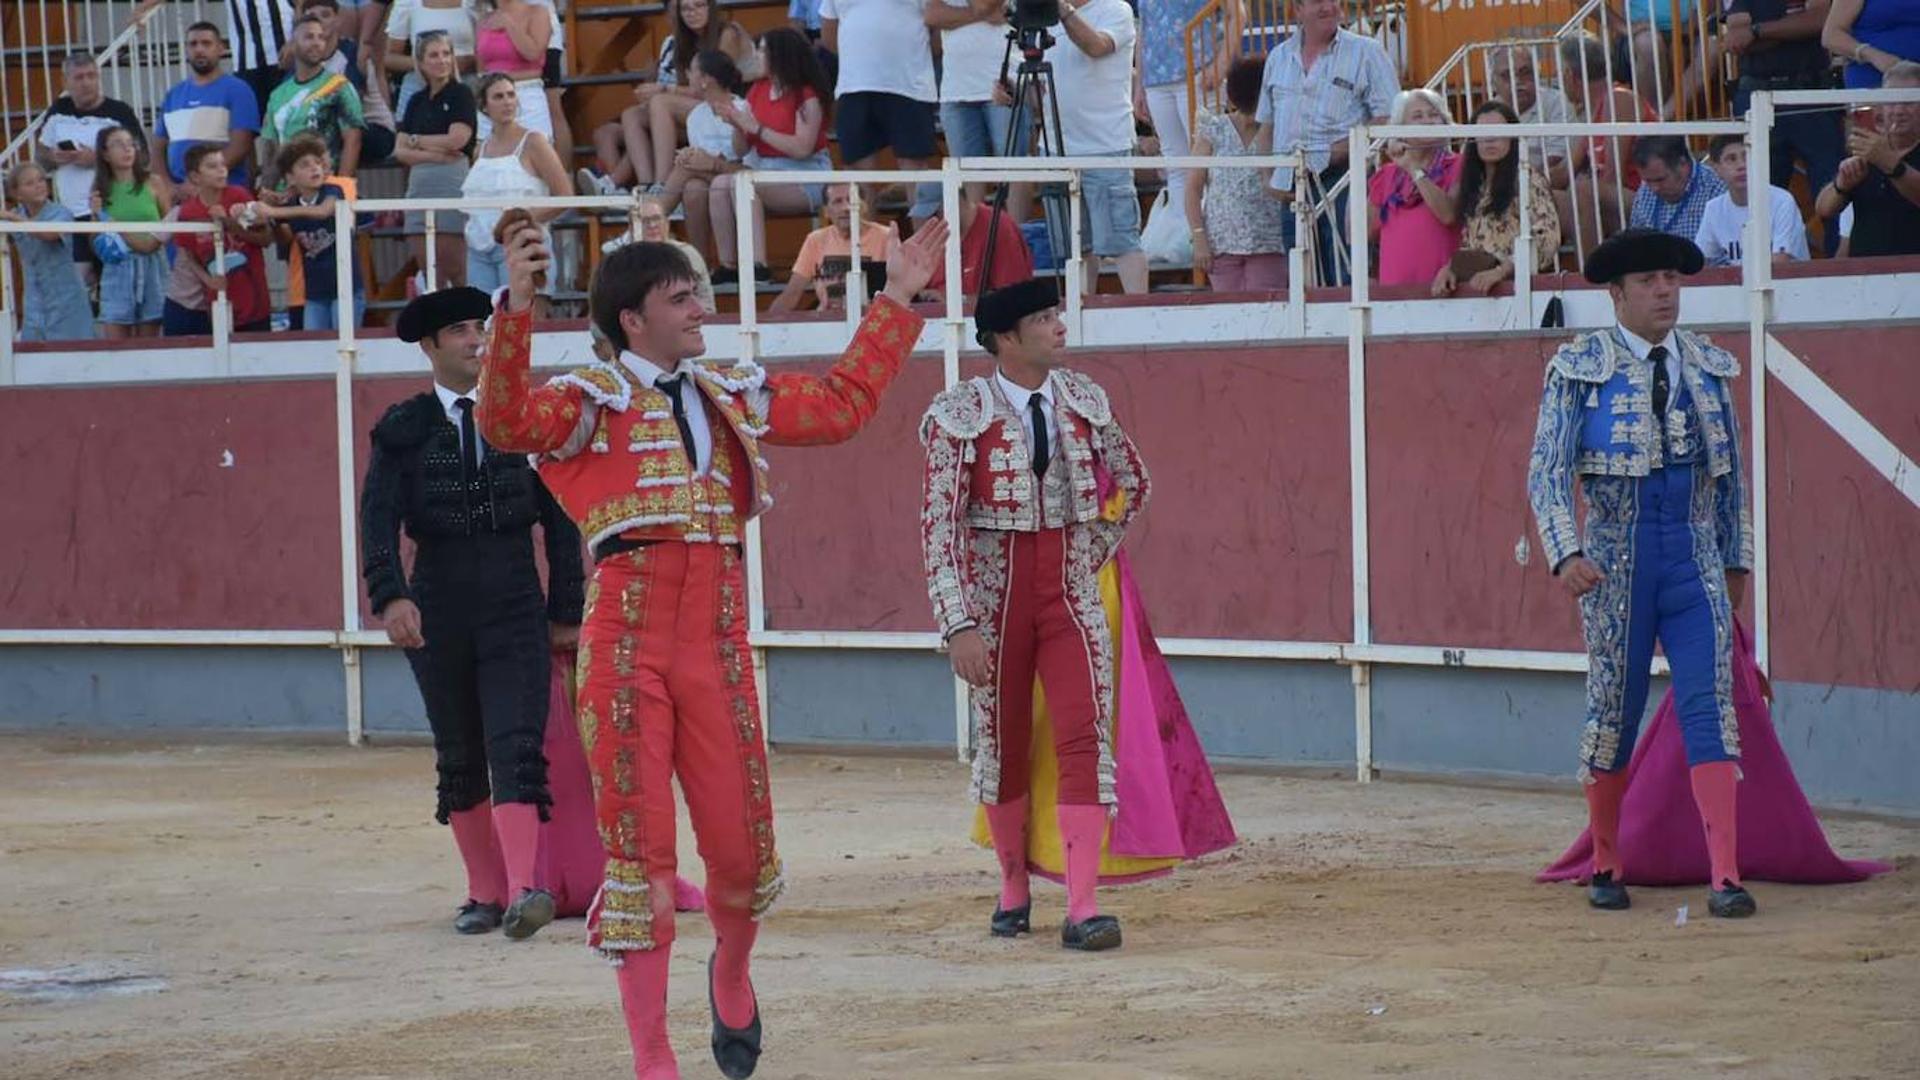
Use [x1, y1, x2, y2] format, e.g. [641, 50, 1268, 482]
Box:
[474, 0, 552, 140]
[1368, 88, 1462, 287]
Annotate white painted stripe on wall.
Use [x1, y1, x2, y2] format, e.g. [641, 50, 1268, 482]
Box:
[1766, 333, 1920, 513]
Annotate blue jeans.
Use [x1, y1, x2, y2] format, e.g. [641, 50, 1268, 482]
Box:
[1280, 166, 1352, 287]
[917, 100, 1016, 218]
[1734, 81, 1843, 256]
[468, 245, 508, 294]
[305, 294, 366, 331]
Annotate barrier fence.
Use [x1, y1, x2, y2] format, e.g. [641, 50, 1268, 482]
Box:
[2, 98, 1918, 783]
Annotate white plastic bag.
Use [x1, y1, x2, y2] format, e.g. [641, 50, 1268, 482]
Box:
[1139, 187, 1192, 266]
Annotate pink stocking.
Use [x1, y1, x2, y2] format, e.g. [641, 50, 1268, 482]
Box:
[1689, 761, 1742, 888]
[983, 796, 1032, 910]
[1057, 803, 1107, 924]
[492, 802, 542, 897]
[615, 946, 679, 1080]
[1584, 769, 1628, 878]
[447, 807, 507, 906]
[706, 905, 759, 1029]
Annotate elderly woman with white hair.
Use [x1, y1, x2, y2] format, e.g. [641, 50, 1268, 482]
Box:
[1367, 87, 1462, 285]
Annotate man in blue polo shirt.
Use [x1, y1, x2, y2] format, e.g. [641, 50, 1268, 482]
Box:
[151, 21, 262, 185]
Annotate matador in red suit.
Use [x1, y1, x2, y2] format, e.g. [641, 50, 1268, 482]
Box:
[477, 220, 947, 1080]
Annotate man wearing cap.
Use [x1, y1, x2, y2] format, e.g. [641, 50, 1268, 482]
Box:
[1526, 228, 1756, 919]
[476, 218, 947, 1080]
[361, 285, 584, 939]
[920, 277, 1151, 952]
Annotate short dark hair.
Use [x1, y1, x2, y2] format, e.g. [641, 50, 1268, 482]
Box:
[1708, 134, 1744, 161]
[1632, 135, 1693, 171]
[186, 20, 222, 39]
[301, 0, 339, 12]
[276, 133, 329, 177]
[294, 11, 329, 32]
[62, 50, 97, 74]
[183, 142, 226, 175]
[1224, 57, 1264, 116]
[590, 242, 698, 351]
[692, 48, 745, 97]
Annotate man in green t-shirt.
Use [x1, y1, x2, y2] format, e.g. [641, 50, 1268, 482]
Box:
[261, 12, 365, 182]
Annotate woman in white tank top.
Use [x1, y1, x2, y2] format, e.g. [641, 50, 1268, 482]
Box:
[462, 73, 572, 312]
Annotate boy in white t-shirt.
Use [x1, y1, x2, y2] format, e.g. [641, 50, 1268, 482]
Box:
[1694, 133, 1810, 268]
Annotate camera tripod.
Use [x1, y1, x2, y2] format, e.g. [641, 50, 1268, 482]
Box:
[977, 24, 1071, 293]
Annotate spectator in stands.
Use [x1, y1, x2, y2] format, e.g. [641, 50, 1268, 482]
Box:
[1555, 30, 1656, 259]
[1487, 44, 1573, 175]
[293, 0, 400, 164]
[1433, 100, 1561, 296]
[208, 0, 298, 116]
[1816, 61, 1920, 256]
[770, 182, 898, 312]
[2, 162, 96, 342]
[527, 0, 574, 172]
[927, 0, 1015, 207]
[170, 143, 276, 335]
[603, 195, 719, 311]
[790, 0, 824, 38]
[1001, 0, 1149, 293]
[581, 0, 757, 195]
[40, 51, 148, 292]
[1618, 0, 1713, 120]
[707, 27, 836, 285]
[1628, 135, 1727, 241]
[822, 0, 939, 214]
[474, 0, 554, 141]
[262, 13, 368, 183]
[1186, 57, 1290, 292]
[1369, 89, 1461, 288]
[1251, 0, 1399, 286]
[648, 50, 748, 261]
[253, 135, 366, 328]
[1825, 0, 1920, 88]
[153, 24, 260, 188]
[395, 31, 475, 287]
[1695, 134, 1810, 268]
[384, 0, 478, 119]
[463, 73, 573, 302]
[293, 0, 367, 90]
[1725, 0, 1843, 255]
[1137, 0, 1221, 226]
[90, 126, 170, 339]
[921, 186, 1035, 298]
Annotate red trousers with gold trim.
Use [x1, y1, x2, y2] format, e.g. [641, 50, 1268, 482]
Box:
[979, 527, 1108, 806]
[575, 542, 782, 954]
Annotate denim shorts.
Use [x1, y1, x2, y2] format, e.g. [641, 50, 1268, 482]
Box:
[1077, 166, 1142, 257]
[98, 248, 167, 325]
[744, 151, 833, 210]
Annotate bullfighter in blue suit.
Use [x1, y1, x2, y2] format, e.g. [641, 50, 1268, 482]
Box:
[1526, 228, 1757, 919]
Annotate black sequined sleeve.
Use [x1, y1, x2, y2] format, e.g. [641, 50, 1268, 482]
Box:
[360, 437, 412, 616]
[538, 479, 586, 625]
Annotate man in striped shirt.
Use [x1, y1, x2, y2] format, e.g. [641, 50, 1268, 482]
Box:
[1250, 0, 1398, 284]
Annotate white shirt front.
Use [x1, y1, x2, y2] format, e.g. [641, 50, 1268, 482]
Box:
[939, 0, 1008, 103]
[1616, 325, 1680, 412]
[433, 381, 486, 465]
[1046, 0, 1139, 155]
[819, 0, 938, 102]
[621, 351, 714, 475]
[1694, 186, 1809, 268]
[685, 97, 748, 159]
[995, 368, 1058, 460]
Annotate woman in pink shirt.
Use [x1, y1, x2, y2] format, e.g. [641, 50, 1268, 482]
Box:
[1368, 88, 1462, 287]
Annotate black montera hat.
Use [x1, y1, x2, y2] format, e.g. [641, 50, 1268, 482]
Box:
[973, 277, 1060, 335]
[396, 285, 494, 343]
[1583, 228, 1706, 285]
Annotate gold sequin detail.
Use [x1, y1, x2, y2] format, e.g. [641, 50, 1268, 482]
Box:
[612, 686, 636, 733]
[614, 633, 637, 678]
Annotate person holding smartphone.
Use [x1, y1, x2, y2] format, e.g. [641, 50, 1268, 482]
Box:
[39, 52, 146, 286]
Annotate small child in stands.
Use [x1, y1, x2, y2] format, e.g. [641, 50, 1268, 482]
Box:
[1, 161, 96, 341]
[252, 135, 365, 329]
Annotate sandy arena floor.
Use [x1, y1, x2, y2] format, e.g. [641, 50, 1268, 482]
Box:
[1, 733, 1915, 1079]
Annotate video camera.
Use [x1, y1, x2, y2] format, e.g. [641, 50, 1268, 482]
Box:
[1007, 0, 1060, 32]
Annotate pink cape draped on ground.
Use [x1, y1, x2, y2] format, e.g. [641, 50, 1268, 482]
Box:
[1539, 620, 1893, 886]
[538, 649, 604, 916]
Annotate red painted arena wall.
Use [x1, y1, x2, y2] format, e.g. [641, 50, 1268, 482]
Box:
[2, 324, 1914, 694]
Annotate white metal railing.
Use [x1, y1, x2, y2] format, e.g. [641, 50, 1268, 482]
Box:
[2, 102, 1918, 778]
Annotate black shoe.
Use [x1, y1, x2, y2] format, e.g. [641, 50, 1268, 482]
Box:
[708, 952, 763, 1079]
[712, 265, 740, 285]
[1587, 871, 1631, 910]
[501, 888, 555, 940]
[1060, 914, 1122, 951]
[453, 899, 504, 935]
[990, 903, 1031, 938]
[1708, 881, 1757, 918]
[752, 262, 772, 283]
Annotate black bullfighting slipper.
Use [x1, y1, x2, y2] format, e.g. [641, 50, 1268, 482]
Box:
[501, 888, 555, 940]
[990, 903, 1032, 938]
[453, 900, 504, 935]
[1708, 881, 1757, 918]
[709, 952, 763, 1079]
[1587, 871, 1631, 911]
[1060, 914, 1123, 952]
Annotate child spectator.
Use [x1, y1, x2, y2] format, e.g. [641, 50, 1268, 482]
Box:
[255, 135, 366, 329]
[90, 125, 169, 338]
[171, 143, 276, 334]
[2, 161, 96, 341]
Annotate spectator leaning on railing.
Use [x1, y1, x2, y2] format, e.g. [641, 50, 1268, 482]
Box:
[1816, 61, 1920, 256]
[1250, 0, 1399, 285]
[253, 135, 367, 329]
[1628, 135, 1728, 241]
[1694, 134, 1810, 268]
[1825, 0, 1920, 89]
[169, 143, 276, 335]
[770, 181, 897, 313]
[1433, 100, 1561, 297]
[1369, 89, 1461, 288]
[262, 13, 369, 184]
[2, 162, 97, 343]
[1186, 56, 1290, 291]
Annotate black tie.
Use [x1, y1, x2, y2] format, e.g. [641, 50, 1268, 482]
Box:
[454, 398, 479, 486]
[658, 373, 699, 468]
[1028, 393, 1049, 478]
[1648, 345, 1671, 418]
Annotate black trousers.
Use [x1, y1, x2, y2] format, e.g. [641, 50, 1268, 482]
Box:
[405, 538, 554, 823]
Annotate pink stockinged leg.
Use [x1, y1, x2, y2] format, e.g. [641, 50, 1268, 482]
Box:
[1057, 804, 1107, 924]
[447, 807, 507, 906]
[492, 802, 543, 897]
[984, 796, 1032, 910]
[1584, 769, 1629, 877]
[1689, 761, 1742, 888]
[616, 946, 679, 1080]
